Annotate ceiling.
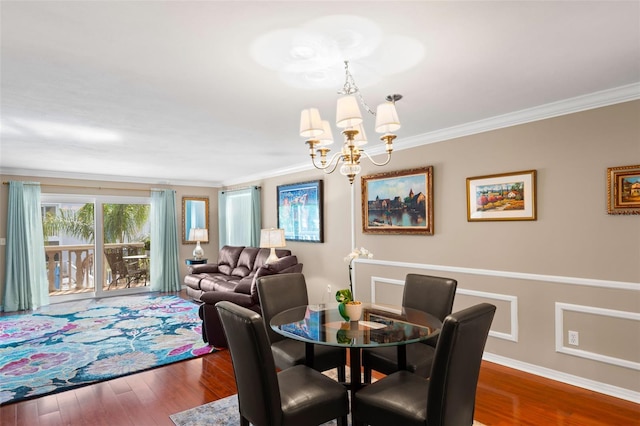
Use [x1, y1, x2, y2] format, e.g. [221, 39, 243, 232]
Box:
[1, 1, 639, 187]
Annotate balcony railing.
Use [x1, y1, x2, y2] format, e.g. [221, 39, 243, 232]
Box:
[44, 242, 145, 294]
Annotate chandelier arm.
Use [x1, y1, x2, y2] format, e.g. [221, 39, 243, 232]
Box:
[360, 150, 392, 167]
[322, 155, 343, 174]
[310, 151, 342, 172]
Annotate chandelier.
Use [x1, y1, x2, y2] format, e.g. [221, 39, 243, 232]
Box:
[299, 61, 402, 184]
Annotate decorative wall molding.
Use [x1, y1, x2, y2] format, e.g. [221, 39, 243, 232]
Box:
[555, 303, 640, 371]
[484, 353, 640, 404]
[353, 258, 640, 291]
[369, 276, 519, 342]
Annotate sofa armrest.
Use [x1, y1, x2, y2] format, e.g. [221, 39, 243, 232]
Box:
[188, 263, 220, 274]
[201, 290, 254, 307]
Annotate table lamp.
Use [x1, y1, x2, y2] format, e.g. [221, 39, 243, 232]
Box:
[260, 228, 286, 264]
[189, 228, 208, 260]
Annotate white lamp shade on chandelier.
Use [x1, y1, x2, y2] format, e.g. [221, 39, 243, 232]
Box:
[259, 228, 286, 264]
[299, 61, 401, 184]
[189, 228, 208, 260]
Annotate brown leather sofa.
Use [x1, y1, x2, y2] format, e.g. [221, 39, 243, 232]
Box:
[184, 245, 302, 347]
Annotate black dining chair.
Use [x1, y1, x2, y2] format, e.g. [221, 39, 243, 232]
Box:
[362, 273, 457, 383]
[353, 303, 496, 426]
[257, 273, 347, 382]
[215, 301, 349, 426]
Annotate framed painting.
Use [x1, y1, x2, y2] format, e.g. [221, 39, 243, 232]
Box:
[466, 170, 537, 221]
[361, 166, 434, 235]
[607, 164, 640, 215]
[277, 180, 324, 242]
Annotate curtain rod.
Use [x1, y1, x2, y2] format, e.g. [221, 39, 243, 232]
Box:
[220, 185, 260, 194]
[2, 181, 155, 192]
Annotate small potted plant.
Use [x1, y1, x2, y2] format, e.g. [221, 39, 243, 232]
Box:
[336, 288, 363, 322]
[142, 235, 151, 256]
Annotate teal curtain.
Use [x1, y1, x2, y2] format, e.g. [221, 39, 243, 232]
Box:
[2, 181, 49, 312]
[150, 189, 181, 292]
[218, 186, 261, 248]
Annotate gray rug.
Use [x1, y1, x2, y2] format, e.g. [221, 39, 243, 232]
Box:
[170, 395, 486, 426]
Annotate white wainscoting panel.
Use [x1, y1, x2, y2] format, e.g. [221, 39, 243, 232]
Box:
[555, 302, 640, 371]
[369, 276, 519, 342]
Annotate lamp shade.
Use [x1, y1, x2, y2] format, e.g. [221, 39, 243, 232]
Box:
[189, 228, 208, 242]
[300, 108, 324, 138]
[336, 95, 363, 128]
[260, 228, 286, 264]
[260, 228, 286, 248]
[375, 102, 401, 134]
[351, 123, 368, 146]
[317, 120, 335, 146]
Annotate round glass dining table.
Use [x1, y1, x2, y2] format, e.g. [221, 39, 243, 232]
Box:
[269, 302, 442, 392]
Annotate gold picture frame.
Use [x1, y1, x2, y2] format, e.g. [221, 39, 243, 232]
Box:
[182, 196, 209, 244]
[361, 166, 434, 235]
[607, 164, 640, 215]
[466, 170, 537, 221]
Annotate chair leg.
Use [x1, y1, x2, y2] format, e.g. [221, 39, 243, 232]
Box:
[240, 414, 250, 426]
[337, 415, 348, 426]
[338, 365, 346, 382]
[363, 366, 372, 384]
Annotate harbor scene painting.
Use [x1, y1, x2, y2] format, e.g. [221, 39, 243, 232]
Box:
[361, 166, 433, 235]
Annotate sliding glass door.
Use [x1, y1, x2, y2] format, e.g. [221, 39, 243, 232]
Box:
[41, 194, 151, 300]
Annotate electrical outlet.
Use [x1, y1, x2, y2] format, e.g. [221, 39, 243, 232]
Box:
[0, 238, 5, 246]
[327, 284, 332, 294]
[568, 330, 579, 346]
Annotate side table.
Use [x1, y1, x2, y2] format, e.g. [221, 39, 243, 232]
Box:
[185, 258, 208, 265]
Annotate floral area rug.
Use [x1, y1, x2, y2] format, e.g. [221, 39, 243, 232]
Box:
[0, 294, 215, 405]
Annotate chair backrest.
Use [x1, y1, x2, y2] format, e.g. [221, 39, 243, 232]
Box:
[256, 272, 309, 344]
[104, 247, 128, 276]
[427, 303, 496, 426]
[215, 301, 283, 426]
[402, 274, 457, 321]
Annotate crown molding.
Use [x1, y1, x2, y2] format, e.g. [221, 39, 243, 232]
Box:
[3, 84, 638, 187]
[0, 167, 224, 188]
[223, 83, 640, 186]
[389, 82, 640, 153]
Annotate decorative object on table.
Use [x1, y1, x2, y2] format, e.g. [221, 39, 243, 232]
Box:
[335, 288, 363, 322]
[0, 295, 215, 406]
[362, 166, 434, 234]
[299, 60, 402, 184]
[277, 180, 324, 242]
[466, 169, 537, 221]
[259, 228, 286, 264]
[188, 228, 208, 260]
[607, 164, 640, 215]
[182, 196, 209, 244]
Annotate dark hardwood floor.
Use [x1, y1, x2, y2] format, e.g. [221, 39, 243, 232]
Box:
[1, 292, 639, 425]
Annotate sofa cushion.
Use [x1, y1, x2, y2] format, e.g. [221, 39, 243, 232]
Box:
[231, 247, 259, 278]
[217, 245, 245, 275]
[234, 275, 254, 295]
[249, 255, 299, 303]
[253, 248, 292, 272]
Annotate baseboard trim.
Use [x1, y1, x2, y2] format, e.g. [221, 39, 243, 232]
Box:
[483, 352, 640, 404]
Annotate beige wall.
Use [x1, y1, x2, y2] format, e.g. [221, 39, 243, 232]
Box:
[253, 100, 640, 398]
[1, 100, 638, 399]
